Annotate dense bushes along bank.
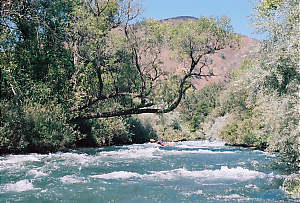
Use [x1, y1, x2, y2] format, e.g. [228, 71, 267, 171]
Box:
[0, 99, 158, 154]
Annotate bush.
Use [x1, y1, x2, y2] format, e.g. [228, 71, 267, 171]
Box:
[0, 100, 78, 154]
[137, 112, 199, 142]
[127, 117, 157, 144]
[88, 117, 131, 146]
[79, 116, 157, 146]
[218, 117, 268, 150]
[283, 175, 300, 197]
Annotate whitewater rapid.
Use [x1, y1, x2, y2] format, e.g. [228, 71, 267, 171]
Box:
[0, 140, 298, 202]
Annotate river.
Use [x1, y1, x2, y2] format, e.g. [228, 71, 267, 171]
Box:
[1, 140, 299, 202]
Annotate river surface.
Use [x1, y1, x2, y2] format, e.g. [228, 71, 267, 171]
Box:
[1, 140, 299, 202]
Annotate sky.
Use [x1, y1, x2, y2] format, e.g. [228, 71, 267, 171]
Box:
[140, 0, 265, 40]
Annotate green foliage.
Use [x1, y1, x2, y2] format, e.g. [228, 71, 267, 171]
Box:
[74, 116, 157, 146]
[137, 113, 200, 142]
[283, 176, 300, 197]
[180, 83, 225, 132]
[0, 0, 239, 154]
[0, 100, 78, 154]
[214, 0, 300, 172]
[259, 0, 283, 10]
[218, 117, 268, 149]
[89, 117, 132, 146]
[216, 61, 299, 170]
[128, 117, 157, 144]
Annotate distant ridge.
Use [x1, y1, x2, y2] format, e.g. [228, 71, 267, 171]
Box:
[161, 16, 198, 25]
[166, 16, 198, 20]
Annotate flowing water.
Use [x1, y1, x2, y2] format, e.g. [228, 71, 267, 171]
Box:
[1, 140, 299, 202]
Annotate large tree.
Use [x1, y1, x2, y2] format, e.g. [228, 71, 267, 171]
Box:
[1, 0, 238, 122]
[0, 0, 239, 153]
[67, 11, 239, 122]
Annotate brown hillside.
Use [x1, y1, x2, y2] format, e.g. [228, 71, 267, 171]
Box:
[161, 16, 260, 90]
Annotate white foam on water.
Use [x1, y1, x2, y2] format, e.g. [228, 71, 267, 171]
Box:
[50, 152, 107, 170]
[0, 154, 48, 177]
[89, 166, 265, 182]
[27, 169, 48, 178]
[1, 179, 35, 193]
[175, 140, 225, 149]
[0, 154, 45, 172]
[53, 152, 92, 165]
[176, 166, 265, 181]
[98, 147, 159, 159]
[147, 170, 178, 180]
[245, 184, 260, 190]
[222, 194, 243, 199]
[159, 149, 201, 156]
[147, 166, 266, 181]
[60, 174, 87, 184]
[215, 194, 258, 202]
[169, 140, 235, 154]
[182, 189, 203, 196]
[158, 148, 236, 157]
[91, 171, 142, 179]
[197, 149, 236, 154]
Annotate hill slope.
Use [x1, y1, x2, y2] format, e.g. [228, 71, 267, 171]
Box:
[161, 16, 260, 89]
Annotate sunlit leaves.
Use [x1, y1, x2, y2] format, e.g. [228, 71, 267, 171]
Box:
[218, 0, 299, 172]
[259, 0, 284, 10]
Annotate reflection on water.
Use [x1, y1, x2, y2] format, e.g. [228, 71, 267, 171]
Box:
[1, 140, 299, 202]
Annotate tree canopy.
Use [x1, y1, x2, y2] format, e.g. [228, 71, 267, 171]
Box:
[0, 0, 239, 121]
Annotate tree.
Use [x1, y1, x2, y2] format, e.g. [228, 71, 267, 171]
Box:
[0, 0, 75, 104]
[253, 0, 300, 170]
[0, 0, 238, 122]
[215, 0, 299, 174]
[217, 0, 299, 169]
[68, 13, 239, 122]
[0, 0, 239, 152]
[252, 0, 299, 94]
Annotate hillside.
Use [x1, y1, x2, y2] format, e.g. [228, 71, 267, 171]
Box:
[161, 16, 260, 89]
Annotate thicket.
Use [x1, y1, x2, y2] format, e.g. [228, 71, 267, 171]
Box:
[217, 0, 299, 193]
[179, 83, 226, 133]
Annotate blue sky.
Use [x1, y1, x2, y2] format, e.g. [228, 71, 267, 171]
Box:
[140, 0, 265, 40]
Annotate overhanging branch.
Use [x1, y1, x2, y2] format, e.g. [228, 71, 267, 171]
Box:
[69, 106, 162, 122]
[68, 92, 141, 112]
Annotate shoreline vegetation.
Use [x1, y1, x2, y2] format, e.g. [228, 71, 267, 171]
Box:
[0, 0, 299, 197]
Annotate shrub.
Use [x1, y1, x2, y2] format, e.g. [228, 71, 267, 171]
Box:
[127, 117, 157, 144]
[0, 100, 78, 154]
[89, 117, 131, 146]
[283, 175, 300, 197]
